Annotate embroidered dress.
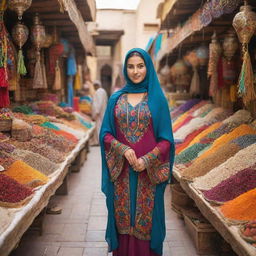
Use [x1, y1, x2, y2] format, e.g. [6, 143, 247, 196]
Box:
[104, 94, 170, 256]
[100, 48, 175, 256]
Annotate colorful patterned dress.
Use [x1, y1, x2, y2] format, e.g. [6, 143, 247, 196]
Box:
[104, 93, 170, 256]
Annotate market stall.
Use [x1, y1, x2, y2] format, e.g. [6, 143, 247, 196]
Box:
[0, 0, 96, 255]
[154, 0, 256, 255]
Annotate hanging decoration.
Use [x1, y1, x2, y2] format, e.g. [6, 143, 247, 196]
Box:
[11, 22, 28, 75]
[52, 60, 61, 90]
[7, 0, 32, 20]
[208, 32, 222, 96]
[223, 29, 239, 62]
[30, 13, 46, 88]
[0, 1, 10, 107]
[196, 44, 209, 66]
[233, 1, 256, 104]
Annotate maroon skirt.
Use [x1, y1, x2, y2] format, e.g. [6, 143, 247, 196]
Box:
[113, 234, 161, 256]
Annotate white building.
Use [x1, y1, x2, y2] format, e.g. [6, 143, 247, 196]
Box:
[88, 0, 162, 95]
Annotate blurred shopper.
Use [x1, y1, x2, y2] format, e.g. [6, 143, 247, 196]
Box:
[91, 80, 108, 146]
[99, 48, 175, 256]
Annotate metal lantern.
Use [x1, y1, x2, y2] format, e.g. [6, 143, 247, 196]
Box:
[223, 29, 239, 62]
[233, 2, 256, 45]
[8, 0, 32, 20]
[196, 44, 209, 66]
[31, 13, 46, 53]
[11, 22, 28, 48]
[232, 0, 256, 104]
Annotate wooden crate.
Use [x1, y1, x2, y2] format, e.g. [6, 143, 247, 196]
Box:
[184, 215, 218, 255]
[170, 183, 193, 208]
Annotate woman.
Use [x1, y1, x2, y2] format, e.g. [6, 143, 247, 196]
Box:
[100, 48, 175, 256]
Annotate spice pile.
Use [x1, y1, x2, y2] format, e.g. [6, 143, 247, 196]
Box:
[11, 149, 58, 176]
[3, 160, 49, 188]
[0, 173, 33, 207]
[194, 124, 256, 164]
[193, 144, 256, 190]
[202, 167, 256, 203]
[0, 152, 16, 170]
[219, 189, 256, 222]
[180, 142, 241, 180]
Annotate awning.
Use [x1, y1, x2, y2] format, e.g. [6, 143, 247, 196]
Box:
[160, 0, 178, 22]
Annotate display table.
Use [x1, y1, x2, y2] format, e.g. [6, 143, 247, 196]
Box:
[172, 167, 256, 256]
[0, 127, 94, 256]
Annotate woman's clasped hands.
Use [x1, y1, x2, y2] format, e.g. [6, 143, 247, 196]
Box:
[124, 149, 145, 172]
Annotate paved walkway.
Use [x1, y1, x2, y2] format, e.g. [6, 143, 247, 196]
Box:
[10, 147, 206, 256]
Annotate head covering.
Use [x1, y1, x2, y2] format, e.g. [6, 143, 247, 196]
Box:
[99, 48, 175, 254]
[93, 80, 102, 87]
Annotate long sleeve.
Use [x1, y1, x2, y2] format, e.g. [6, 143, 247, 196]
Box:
[141, 140, 171, 184]
[104, 133, 131, 182]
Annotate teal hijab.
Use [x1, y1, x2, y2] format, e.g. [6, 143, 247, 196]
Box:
[99, 48, 175, 255]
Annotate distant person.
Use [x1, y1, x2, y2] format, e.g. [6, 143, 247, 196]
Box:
[99, 48, 175, 256]
[91, 80, 108, 146]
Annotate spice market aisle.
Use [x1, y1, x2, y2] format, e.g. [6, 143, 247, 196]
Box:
[10, 147, 206, 256]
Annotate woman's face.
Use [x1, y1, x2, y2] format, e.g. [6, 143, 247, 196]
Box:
[127, 55, 147, 84]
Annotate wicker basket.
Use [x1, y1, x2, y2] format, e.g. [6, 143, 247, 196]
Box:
[170, 183, 194, 208]
[12, 128, 32, 142]
[0, 119, 12, 132]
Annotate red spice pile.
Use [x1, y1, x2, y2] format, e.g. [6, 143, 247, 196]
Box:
[203, 167, 256, 203]
[0, 174, 33, 204]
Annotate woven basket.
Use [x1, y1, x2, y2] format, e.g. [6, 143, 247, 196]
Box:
[0, 119, 12, 132]
[12, 128, 32, 142]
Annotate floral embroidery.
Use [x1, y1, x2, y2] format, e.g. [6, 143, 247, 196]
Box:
[114, 165, 131, 234]
[142, 147, 170, 184]
[134, 171, 155, 240]
[105, 139, 130, 181]
[115, 94, 151, 144]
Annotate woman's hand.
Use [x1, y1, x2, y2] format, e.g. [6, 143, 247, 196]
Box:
[124, 149, 138, 166]
[134, 158, 146, 172]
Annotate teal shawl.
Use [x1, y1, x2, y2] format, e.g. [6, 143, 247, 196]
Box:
[99, 48, 175, 255]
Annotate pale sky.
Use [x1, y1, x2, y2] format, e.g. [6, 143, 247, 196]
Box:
[96, 0, 141, 10]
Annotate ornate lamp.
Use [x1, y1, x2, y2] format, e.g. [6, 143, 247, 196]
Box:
[12, 22, 28, 75]
[8, 0, 32, 20]
[232, 0, 256, 103]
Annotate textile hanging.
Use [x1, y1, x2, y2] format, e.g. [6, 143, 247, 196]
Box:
[67, 76, 74, 107]
[67, 49, 77, 76]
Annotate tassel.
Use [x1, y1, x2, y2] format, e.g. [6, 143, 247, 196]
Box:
[41, 54, 48, 89]
[230, 84, 237, 102]
[0, 87, 10, 107]
[53, 60, 61, 90]
[190, 67, 200, 96]
[238, 49, 256, 104]
[17, 49, 27, 75]
[74, 71, 81, 90]
[32, 57, 44, 89]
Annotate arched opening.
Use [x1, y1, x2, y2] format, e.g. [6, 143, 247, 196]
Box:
[100, 64, 112, 96]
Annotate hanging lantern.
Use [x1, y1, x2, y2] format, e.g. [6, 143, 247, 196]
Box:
[233, 1, 256, 104]
[223, 29, 239, 62]
[31, 13, 46, 52]
[196, 44, 209, 66]
[30, 13, 46, 89]
[8, 0, 32, 20]
[12, 22, 28, 75]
